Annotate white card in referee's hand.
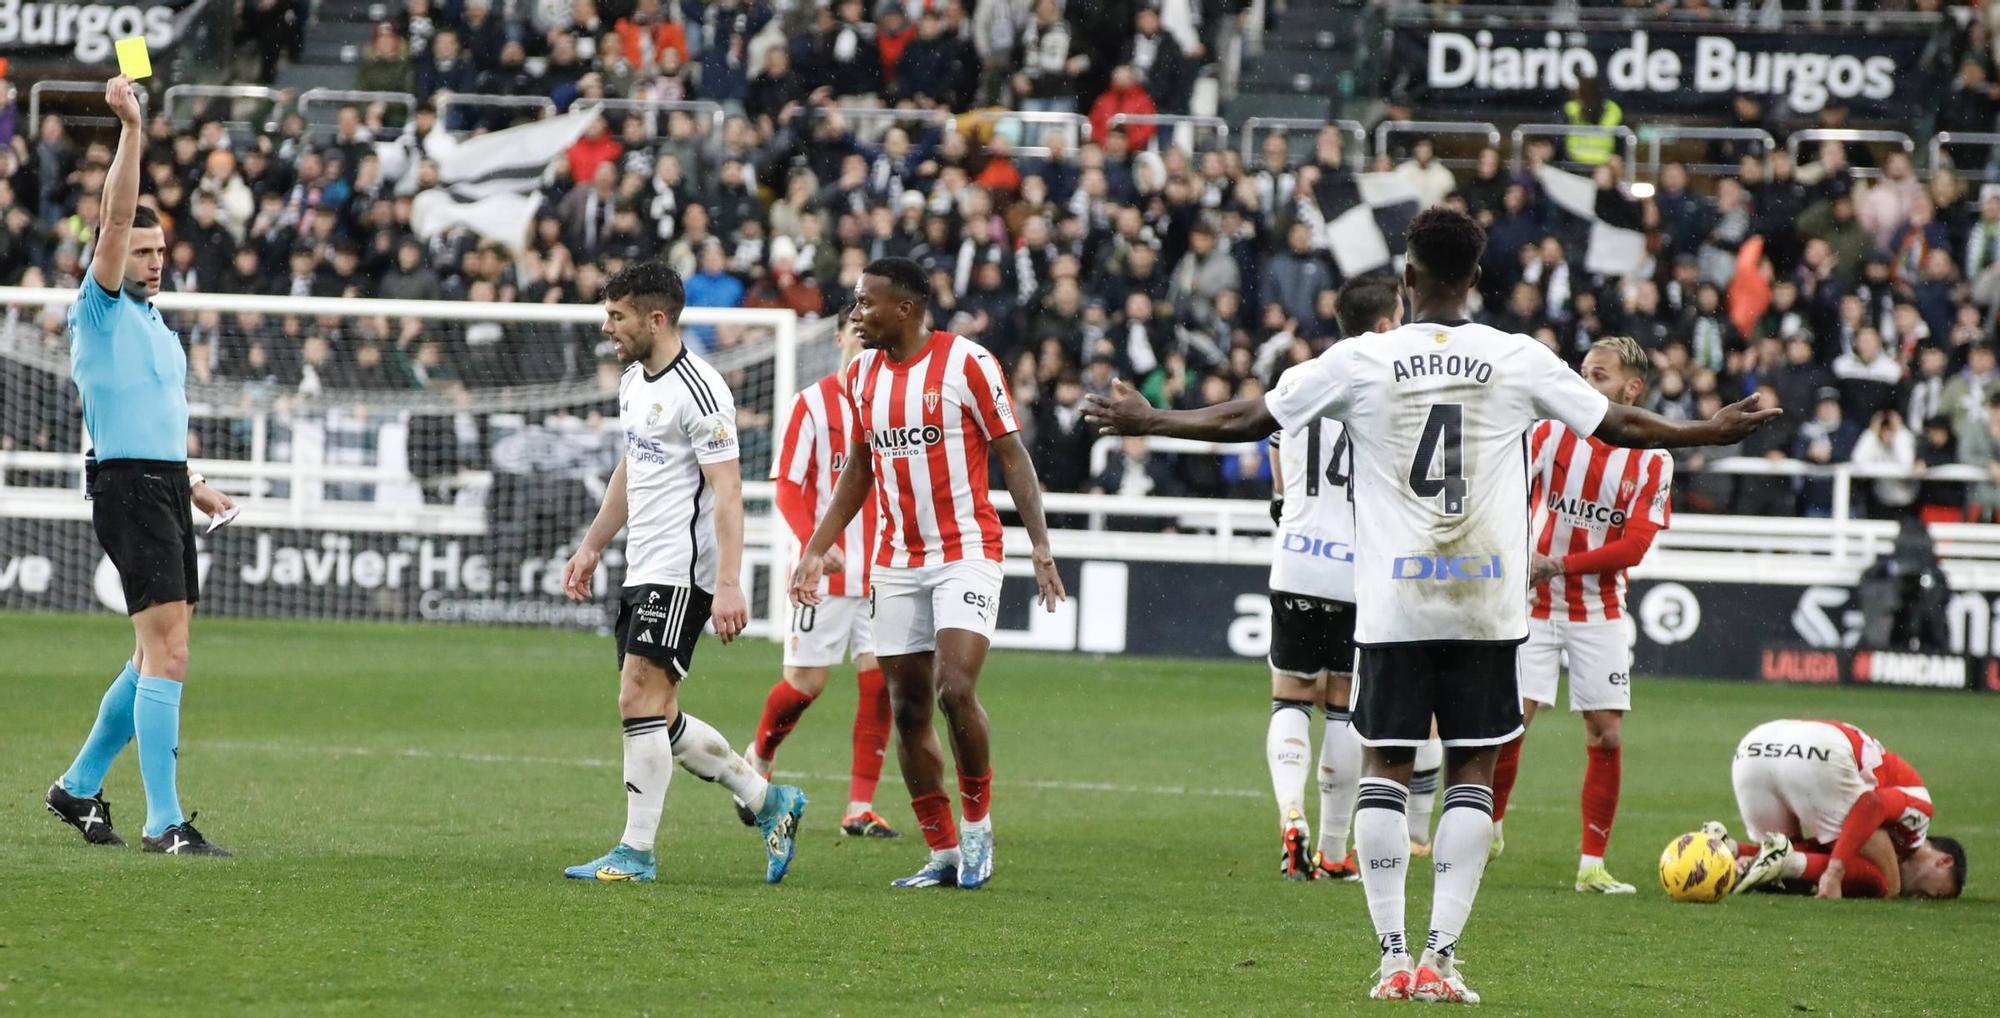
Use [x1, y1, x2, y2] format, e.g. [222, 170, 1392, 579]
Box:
[204, 506, 240, 534]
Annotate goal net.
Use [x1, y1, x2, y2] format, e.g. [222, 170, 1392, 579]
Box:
[0, 287, 826, 636]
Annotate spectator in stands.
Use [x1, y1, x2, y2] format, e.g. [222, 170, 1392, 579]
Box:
[417, 32, 480, 129]
[1121, 6, 1190, 114]
[1089, 66, 1157, 151]
[1960, 391, 2000, 522]
[1943, 334, 2000, 423]
[1394, 139, 1456, 212]
[1833, 327, 1904, 424]
[1918, 414, 1965, 522]
[695, 0, 774, 112]
[358, 22, 416, 98]
[1258, 221, 1330, 328]
[898, 9, 965, 108]
[1853, 408, 1919, 519]
[617, 0, 688, 75]
[1795, 389, 1861, 517]
[1013, 0, 1087, 114]
[459, 0, 510, 72]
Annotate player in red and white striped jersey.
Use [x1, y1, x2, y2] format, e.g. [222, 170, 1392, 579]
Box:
[792, 258, 1066, 891]
[1489, 337, 1672, 894]
[1726, 718, 1965, 899]
[744, 310, 899, 839]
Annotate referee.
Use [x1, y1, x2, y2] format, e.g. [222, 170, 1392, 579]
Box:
[44, 75, 235, 856]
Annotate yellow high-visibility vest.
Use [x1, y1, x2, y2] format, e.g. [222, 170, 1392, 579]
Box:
[1562, 99, 1622, 165]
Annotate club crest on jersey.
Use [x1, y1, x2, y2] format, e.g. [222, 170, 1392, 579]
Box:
[647, 403, 664, 426]
[924, 387, 942, 414]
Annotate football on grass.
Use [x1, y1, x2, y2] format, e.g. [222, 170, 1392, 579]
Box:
[1659, 831, 1738, 903]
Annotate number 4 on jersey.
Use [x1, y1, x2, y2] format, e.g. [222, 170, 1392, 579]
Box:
[1408, 404, 1467, 516]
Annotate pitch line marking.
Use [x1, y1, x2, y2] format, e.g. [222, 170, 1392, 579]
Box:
[194, 739, 1999, 832]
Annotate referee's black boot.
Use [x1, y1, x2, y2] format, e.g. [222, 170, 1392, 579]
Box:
[45, 782, 127, 847]
[141, 815, 232, 857]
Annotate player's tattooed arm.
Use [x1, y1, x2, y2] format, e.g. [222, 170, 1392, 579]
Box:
[1594, 393, 1782, 450]
[992, 432, 1066, 611]
[1082, 378, 1280, 442]
[792, 437, 874, 606]
[701, 458, 749, 644]
[563, 456, 630, 601]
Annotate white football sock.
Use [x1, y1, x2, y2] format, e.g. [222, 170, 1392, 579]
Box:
[1355, 777, 1412, 966]
[847, 800, 873, 817]
[1424, 785, 1497, 966]
[669, 712, 769, 814]
[1318, 705, 1363, 858]
[1267, 699, 1315, 822]
[619, 716, 674, 852]
[1408, 736, 1444, 845]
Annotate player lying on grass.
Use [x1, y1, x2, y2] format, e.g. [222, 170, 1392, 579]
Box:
[558, 261, 807, 884]
[745, 308, 899, 839]
[1718, 718, 1964, 900]
[1489, 336, 1674, 894]
[1085, 208, 1779, 1004]
[1264, 274, 1402, 882]
[791, 258, 1066, 890]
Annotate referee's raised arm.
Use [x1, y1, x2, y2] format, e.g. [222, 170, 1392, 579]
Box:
[89, 76, 145, 294]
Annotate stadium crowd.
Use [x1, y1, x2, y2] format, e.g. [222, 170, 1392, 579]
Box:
[3, 0, 2000, 522]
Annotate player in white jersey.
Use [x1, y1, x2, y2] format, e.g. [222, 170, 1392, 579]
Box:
[1085, 208, 1780, 1004]
[792, 258, 1066, 892]
[743, 309, 899, 838]
[557, 262, 808, 885]
[1487, 337, 1674, 895]
[1265, 275, 1402, 883]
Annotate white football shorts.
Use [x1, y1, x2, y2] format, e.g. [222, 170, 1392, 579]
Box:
[1518, 616, 1632, 712]
[783, 593, 875, 668]
[870, 559, 1003, 656]
[1730, 719, 1871, 846]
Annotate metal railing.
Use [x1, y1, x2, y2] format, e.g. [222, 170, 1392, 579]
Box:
[1931, 131, 2000, 184]
[28, 80, 148, 132]
[162, 85, 286, 137]
[1240, 117, 1368, 170]
[1374, 120, 1499, 170]
[589, 98, 727, 146]
[1107, 113, 1230, 155]
[953, 110, 1090, 159]
[434, 93, 558, 134]
[1510, 123, 1638, 182]
[809, 104, 949, 138]
[1640, 126, 1777, 180]
[297, 88, 420, 138]
[1786, 129, 1916, 180]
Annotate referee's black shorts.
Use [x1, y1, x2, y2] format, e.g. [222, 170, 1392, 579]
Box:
[89, 459, 199, 614]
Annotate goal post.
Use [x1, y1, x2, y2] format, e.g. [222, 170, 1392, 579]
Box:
[0, 286, 832, 637]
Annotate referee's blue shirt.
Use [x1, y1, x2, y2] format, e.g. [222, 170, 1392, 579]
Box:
[68, 277, 188, 462]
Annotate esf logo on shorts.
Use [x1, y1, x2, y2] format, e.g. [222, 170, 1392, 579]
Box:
[1281, 533, 1353, 563]
[1391, 554, 1504, 581]
[962, 589, 996, 619]
[869, 424, 944, 458]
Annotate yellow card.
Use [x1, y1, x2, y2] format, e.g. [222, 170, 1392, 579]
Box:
[114, 36, 152, 80]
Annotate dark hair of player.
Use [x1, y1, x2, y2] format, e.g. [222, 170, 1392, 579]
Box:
[863, 256, 933, 303]
[130, 204, 161, 231]
[604, 260, 686, 323]
[1931, 835, 1968, 898]
[1404, 207, 1486, 289]
[835, 304, 851, 330]
[1334, 273, 1404, 338]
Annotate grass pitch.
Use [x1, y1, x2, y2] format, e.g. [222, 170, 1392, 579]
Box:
[2, 612, 1995, 1015]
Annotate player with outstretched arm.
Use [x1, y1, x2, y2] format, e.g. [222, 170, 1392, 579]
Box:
[1084, 208, 1779, 1004]
[744, 308, 900, 839]
[1486, 336, 1675, 894]
[791, 257, 1067, 890]
[46, 75, 238, 857]
[1720, 718, 1964, 900]
[1263, 274, 1403, 882]
[559, 261, 808, 885]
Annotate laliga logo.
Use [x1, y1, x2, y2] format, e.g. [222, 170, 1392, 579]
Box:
[1281, 533, 1354, 563]
[1392, 554, 1504, 581]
